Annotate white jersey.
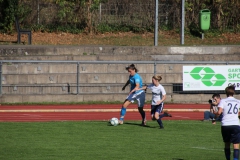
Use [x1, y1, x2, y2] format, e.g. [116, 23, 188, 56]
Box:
[147, 84, 166, 105]
[218, 97, 240, 126]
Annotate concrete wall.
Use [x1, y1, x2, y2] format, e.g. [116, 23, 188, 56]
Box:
[1, 45, 240, 56]
[0, 45, 240, 103]
[1, 94, 240, 104]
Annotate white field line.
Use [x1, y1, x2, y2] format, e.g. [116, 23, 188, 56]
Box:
[191, 147, 223, 152]
[0, 109, 207, 113]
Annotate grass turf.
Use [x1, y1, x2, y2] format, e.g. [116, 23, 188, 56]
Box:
[0, 120, 226, 160]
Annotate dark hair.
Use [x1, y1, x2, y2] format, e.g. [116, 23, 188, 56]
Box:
[212, 93, 220, 99]
[225, 85, 235, 96]
[125, 64, 138, 72]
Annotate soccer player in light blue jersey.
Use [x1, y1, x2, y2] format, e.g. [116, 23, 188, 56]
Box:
[119, 64, 146, 126]
[215, 85, 240, 160]
[139, 75, 172, 129]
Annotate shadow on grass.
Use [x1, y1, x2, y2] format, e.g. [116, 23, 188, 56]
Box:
[106, 121, 156, 128]
[105, 120, 158, 128]
[124, 122, 156, 128]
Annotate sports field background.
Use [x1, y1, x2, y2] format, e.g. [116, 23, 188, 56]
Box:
[0, 103, 229, 160]
[0, 120, 224, 160]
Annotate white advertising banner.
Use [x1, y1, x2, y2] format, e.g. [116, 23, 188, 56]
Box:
[183, 66, 240, 91]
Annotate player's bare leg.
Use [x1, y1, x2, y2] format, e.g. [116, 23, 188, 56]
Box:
[151, 114, 156, 120]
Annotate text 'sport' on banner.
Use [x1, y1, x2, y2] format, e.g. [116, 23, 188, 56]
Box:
[183, 66, 240, 91]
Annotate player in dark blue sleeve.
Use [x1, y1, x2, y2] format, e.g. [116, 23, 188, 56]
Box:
[119, 64, 146, 126]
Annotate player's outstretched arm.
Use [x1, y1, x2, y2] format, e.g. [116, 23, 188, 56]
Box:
[137, 85, 147, 91]
[122, 80, 130, 91]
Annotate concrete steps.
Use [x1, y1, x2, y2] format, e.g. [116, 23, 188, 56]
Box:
[1, 45, 240, 103]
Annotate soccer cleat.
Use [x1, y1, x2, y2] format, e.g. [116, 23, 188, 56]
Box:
[159, 126, 164, 129]
[141, 119, 147, 126]
[212, 120, 216, 124]
[164, 112, 172, 117]
[118, 120, 123, 125]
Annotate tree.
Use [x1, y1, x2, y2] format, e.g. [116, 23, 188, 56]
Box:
[0, 0, 19, 32]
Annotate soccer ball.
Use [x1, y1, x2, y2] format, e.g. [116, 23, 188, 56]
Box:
[110, 117, 119, 126]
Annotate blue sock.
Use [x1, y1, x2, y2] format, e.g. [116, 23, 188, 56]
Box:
[120, 107, 126, 121]
[157, 118, 163, 128]
[159, 114, 165, 119]
[224, 148, 231, 160]
[234, 149, 239, 160]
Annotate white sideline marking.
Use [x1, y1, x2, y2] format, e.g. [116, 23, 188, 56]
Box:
[191, 147, 223, 152]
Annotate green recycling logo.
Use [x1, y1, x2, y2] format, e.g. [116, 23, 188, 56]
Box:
[189, 67, 226, 86]
[203, 15, 208, 21]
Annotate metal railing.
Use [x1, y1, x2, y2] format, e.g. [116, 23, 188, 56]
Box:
[1, 60, 240, 95]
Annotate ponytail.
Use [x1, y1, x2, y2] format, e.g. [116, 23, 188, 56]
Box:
[125, 64, 138, 72]
[152, 75, 162, 82]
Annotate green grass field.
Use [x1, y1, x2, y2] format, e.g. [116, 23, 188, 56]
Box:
[0, 120, 226, 160]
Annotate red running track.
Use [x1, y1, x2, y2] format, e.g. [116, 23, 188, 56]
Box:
[0, 104, 209, 122]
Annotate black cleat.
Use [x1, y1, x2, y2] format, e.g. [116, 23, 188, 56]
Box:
[141, 119, 147, 126]
[164, 112, 172, 117]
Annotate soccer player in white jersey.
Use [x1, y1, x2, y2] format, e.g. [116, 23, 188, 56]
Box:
[215, 85, 240, 160]
[139, 75, 172, 129]
[119, 64, 146, 126]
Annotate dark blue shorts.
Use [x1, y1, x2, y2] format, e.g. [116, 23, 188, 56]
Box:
[221, 125, 240, 144]
[151, 103, 164, 115]
[126, 91, 145, 108]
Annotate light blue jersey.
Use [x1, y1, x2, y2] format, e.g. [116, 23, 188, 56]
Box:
[129, 73, 143, 93]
